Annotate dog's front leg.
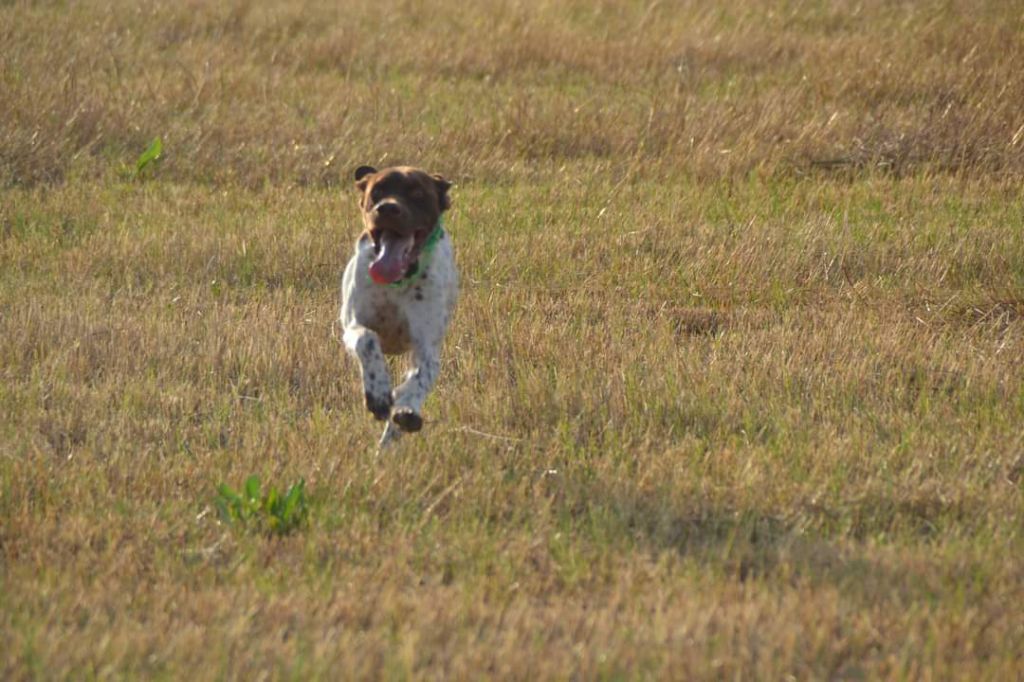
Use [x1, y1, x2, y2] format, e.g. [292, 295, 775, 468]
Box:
[390, 341, 441, 433]
[342, 325, 393, 421]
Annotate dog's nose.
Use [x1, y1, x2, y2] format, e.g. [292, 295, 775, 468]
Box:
[374, 201, 401, 217]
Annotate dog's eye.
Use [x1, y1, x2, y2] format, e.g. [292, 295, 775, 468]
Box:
[410, 188, 425, 201]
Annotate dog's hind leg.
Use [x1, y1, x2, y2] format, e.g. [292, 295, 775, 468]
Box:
[343, 325, 393, 421]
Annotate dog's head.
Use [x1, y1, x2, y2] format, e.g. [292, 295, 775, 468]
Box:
[354, 165, 451, 285]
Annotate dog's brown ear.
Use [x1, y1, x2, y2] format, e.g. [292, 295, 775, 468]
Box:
[432, 174, 452, 211]
[354, 165, 377, 191]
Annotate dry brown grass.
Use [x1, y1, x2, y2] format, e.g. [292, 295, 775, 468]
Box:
[2, 0, 1024, 679]
[3, 0, 1024, 187]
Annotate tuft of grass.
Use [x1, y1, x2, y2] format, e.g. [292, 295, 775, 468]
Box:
[215, 475, 308, 535]
[133, 137, 163, 178]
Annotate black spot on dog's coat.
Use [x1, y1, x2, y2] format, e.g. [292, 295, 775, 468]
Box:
[365, 391, 392, 421]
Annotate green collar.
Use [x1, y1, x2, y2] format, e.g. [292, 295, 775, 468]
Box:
[380, 218, 444, 289]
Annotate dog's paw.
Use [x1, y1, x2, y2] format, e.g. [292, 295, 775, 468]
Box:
[365, 391, 393, 421]
[391, 407, 423, 433]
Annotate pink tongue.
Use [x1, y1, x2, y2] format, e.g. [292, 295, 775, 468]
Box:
[368, 233, 415, 284]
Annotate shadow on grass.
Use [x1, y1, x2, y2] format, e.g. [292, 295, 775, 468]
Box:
[546, 472, 987, 603]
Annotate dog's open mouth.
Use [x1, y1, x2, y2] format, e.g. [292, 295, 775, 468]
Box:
[368, 228, 433, 285]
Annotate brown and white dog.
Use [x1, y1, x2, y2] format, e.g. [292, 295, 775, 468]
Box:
[339, 165, 457, 447]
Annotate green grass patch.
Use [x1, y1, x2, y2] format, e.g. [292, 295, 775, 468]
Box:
[215, 475, 309, 536]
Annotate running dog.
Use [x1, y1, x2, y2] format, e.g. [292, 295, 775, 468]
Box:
[339, 165, 457, 447]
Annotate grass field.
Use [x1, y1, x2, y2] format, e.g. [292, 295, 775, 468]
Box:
[2, 0, 1024, 678]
